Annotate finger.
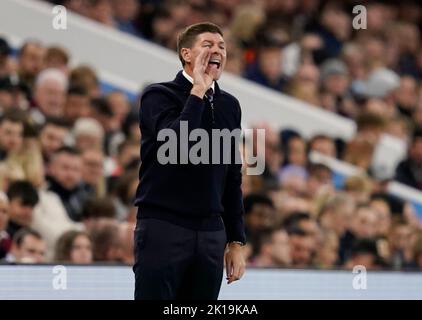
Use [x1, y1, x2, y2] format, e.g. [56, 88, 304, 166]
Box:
[232, 263, 241, 282]
[203, 50, 211, 68]
[225, 255, 231, 280]
[196, 50, 205, 69]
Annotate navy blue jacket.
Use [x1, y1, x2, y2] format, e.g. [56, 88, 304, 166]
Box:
[134, 71, 246, 243]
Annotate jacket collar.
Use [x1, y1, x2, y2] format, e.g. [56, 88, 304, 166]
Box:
[174, 70, 220, 96]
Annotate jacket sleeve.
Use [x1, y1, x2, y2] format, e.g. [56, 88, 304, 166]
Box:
[221, 99, 246, 244]
[140, 86, 204, 136]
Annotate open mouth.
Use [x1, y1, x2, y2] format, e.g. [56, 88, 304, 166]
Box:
[208, 59, 221, 69]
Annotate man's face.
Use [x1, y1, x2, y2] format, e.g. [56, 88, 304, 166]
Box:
[65, 94, 91, 123]
[182, 32, 227, 80]
[270, 230, 291, 266]
[0, 201, 9, 231]
[40, 124, 69, 159]
[14, 235, 46, 263]
[288, 137, 306, 166]
[311, 138, 336, 158]
[410, 138, 422, 164]
[19, 44, 45, 76]
[307, 168, 333, 195]
[0, 120, 23, 153]
[289, 234, 313, 267]
[258, 47, 283, 82]
[50, 153, 83, 190]
[0, 90, 14, 109]
[82, 150, 104, 185]
[353, 207, 378, 239]
[9, 198, 34, 227]
[246, 204, 274, 232]
[34, 79, 66, 117]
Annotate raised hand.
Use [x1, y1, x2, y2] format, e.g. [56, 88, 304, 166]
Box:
[191, 49, 213, 98]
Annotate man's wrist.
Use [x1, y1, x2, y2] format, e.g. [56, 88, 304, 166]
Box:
[228, 241, 245, 247]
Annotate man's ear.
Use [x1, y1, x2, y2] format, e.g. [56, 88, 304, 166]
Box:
[181, 48, 191, 64]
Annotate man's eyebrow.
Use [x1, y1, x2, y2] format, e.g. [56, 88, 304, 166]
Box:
[201, 40, 226, 45]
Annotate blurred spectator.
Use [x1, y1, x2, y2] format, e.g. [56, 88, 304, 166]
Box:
[288, 228, 314, 268]
[314, 230, 339, 269]
[72, 117, 104, 152]
[32, 68, 68, 123]
[89, 218, 123, 262]
[106, 91, 131, 132]
[369, 195, 392, 238]
[64, 85, 92, 125]
[249, 226, 290, 267]
[112, 0, 142, 37]
[6, 180, 39, 238]
[86, 0, 115, 27]
[39, 117, 71, 165]
[17, 41, 45, 89]
[344, 238, 385, 270]
[54, 230, 93, 264]
[318, 193, 355, 239]
[0, 192, 11, 259]
[44, 46, 70, 75]
[306, 163, 333, 198]
[47, 146, 90, 221]
[308, 134, 337, 158]
[285, 63, 320, 105]
[81, 148, 106, 197]
[0, 109, 25, 160]
[110, 169, 138, 221]
[81, 197, 116, 231]
[69, 65, 100, 98]
[0, 37, 16, 78]
[3, 228, 46, 264]
[117, 221, 135, 265]
[388, 218, 415, 269]
[343, 175, 373, 204]
[243, 194, 276, 241]
[412, 232, 422, 269]
[395, 127, 422, 190]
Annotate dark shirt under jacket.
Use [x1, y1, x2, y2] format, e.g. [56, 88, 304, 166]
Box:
[134, 71, 246, 244]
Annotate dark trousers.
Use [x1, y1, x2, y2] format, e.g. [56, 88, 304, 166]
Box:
[133, 218, 227, 300]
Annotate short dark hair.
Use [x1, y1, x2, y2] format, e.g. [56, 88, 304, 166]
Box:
[243, 194, 274, 215]
[282, 212, 311, 232]
[6, 180, 39, 207]
[13, 228, 43, 247]
[82, 197, 116, 220]
[307, 163, 332, 177]
[54, 146, 81, 157]
[0, 109, 27, 125]
[42, 116, 71, 131]
[176, 22, 223, 66]
[67, 85, 88, 96]
[91, 97, 113, 117]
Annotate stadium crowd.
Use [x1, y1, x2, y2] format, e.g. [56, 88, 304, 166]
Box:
[0, 0, 422, 270]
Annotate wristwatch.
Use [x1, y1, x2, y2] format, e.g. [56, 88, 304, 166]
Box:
[229, 241, 245, 246]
